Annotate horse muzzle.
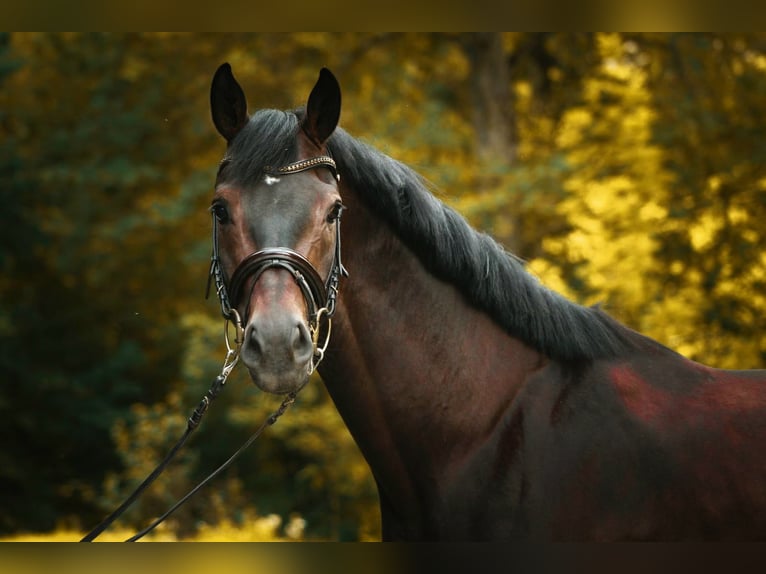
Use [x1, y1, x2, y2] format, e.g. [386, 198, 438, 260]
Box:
[240, 305, 315, 394]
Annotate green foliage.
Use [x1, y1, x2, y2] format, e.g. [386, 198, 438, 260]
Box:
[2, 33, 765, 539]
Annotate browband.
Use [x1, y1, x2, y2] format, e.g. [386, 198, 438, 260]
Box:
[265, 156, 339, 181]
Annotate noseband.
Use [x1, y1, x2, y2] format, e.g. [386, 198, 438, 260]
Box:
[206, 155, 347, 371]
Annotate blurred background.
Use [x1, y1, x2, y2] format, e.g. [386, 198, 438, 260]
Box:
[1, 32, 764, 541]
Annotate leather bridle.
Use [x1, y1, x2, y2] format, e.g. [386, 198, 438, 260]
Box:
[206, 155, 347, 372]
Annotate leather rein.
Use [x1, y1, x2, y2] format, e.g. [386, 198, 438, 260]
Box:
[81, 156, 345, 542]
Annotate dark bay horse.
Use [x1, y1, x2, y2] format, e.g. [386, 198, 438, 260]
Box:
[208, 63, 766, 541]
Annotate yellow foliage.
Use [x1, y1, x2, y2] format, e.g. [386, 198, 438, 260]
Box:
[531, 34, 765, 369]
[0, 514, 296, 541]
[688, 211, 721, 251]
[532, 33, 676, 328]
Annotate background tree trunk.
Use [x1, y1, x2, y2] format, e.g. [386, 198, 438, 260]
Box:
[463, 33, 518, 165]
[461, 32, 520, 251]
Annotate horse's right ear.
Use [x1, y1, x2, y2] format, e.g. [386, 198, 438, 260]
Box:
[210, 63, 248, 142]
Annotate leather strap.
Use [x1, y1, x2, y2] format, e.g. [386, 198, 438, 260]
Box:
[229, 248, 328, 321]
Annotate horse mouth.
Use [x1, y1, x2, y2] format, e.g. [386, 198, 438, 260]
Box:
[239, 351, 312, 395]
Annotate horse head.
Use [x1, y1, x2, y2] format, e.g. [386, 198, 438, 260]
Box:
[209, 64, 345, 394]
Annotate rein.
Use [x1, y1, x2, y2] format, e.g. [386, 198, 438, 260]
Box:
[80, 156, 345, 542]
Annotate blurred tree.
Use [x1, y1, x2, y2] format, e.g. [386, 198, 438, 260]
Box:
[526, 33, 766, 369]
[529, 33, 674, 326]
[0, 32, 228, 532]
[639, 33, 766, 367]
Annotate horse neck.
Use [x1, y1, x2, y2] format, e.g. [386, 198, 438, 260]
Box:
[318, 186, 547, 517]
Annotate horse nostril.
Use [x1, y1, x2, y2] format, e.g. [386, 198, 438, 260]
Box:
[291, 322, 314, 364]
[248, 324, 264, 360]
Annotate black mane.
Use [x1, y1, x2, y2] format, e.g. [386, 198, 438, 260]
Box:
[327, 129, 645, 362]
[225, 108, 641, 362]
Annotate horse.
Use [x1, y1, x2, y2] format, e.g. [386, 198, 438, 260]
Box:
[207, 63, 766, 541]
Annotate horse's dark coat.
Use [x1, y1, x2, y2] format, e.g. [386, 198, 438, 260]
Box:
[209, 64, 766, 540]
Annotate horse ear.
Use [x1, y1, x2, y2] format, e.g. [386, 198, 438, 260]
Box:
[302, 68, 341, 146]
[210, 63, 248, 142]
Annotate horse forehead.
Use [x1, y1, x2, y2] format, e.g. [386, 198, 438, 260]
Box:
[240, 175, 321, 244]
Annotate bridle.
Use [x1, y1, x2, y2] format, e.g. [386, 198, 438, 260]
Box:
[81, 156, 346, 542]
[206, 155, 347, 372]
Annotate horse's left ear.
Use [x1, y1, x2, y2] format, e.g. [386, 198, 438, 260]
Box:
[302, 68, 341, 146]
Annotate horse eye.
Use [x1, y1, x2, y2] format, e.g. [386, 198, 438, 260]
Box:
[326, 201, 345, 223]
[211, 203, 230, 224]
